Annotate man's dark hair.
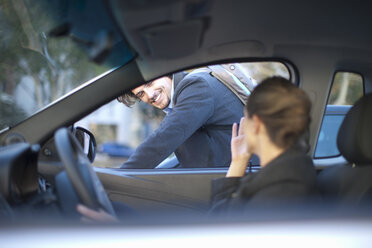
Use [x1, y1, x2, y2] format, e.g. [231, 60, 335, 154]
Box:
[117, 75, 172, 107]
[117, 91, 138, 107]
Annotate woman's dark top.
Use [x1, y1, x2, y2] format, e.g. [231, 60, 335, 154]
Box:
[210, 148, 318, 213]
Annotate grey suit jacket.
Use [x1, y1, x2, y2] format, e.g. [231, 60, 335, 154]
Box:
[121, 70, 244, 169]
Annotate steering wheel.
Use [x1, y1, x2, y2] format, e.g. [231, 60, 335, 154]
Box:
[54, 127, 116, 217]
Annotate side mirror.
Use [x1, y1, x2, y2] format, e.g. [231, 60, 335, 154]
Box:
[73, 127, 97, 163]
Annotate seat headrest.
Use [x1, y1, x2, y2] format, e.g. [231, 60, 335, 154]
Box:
[337, 93, 372, 165]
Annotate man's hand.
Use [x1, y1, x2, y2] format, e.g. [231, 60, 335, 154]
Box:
[226, 117, 251, 177]
[77, 204, 119, 223]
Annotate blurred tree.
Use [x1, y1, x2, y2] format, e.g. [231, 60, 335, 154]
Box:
[0, 0, 107, 129]
[328, 72, 363, 105]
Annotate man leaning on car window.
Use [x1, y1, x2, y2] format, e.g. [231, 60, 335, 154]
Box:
[117, 69, 244, 169]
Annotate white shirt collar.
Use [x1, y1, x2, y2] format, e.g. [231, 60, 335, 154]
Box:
[163, 75, 175, 114]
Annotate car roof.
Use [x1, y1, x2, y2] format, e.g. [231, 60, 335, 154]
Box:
[107, 0, 372, 80]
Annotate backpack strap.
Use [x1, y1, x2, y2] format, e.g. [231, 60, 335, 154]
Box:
[220, 64, 256, 92]
[189, 65, 251, 133]
[207, 64, 254, 105]
[188, 64, 253, 105]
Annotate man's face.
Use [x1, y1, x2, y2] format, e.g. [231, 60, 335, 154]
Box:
[132, 76, 172, 110]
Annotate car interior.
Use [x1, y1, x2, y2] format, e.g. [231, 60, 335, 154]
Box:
[1, 0, 372, 225]
[318, 93, 372, 205]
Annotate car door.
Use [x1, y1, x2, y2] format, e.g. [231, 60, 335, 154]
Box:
[71, 61, 291, 214]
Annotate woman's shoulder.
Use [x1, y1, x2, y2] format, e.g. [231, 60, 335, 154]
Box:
[284, 148, 315, 172]
[255, 148, 316, 184]
[272, 147, 313, 168]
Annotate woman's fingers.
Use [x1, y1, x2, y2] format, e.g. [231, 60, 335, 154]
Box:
[76, 204, 118, 223]
[232, 122, 237, 138]
[232, 117, 246, 138]
[77, 204, 102, 220]
[238, 117, 245, 136]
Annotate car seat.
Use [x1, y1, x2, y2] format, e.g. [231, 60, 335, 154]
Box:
[317, 93, 372, 205]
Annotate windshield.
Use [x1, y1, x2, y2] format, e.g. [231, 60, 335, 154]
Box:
[0, 0, 134, 131]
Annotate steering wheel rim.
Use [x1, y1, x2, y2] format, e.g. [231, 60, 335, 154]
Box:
[54, 127, 115, 216]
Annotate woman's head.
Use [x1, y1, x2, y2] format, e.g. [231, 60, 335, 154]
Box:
[244, 77, 311, 150]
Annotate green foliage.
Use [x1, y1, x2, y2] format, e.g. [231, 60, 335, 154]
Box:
[0, 96, 27, 130]
[0, 0, 109, 128]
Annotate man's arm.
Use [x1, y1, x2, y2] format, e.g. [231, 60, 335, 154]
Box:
[121, 74, 215, 169]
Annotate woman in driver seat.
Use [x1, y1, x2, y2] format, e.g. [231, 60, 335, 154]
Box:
[210, 76, 317, 213]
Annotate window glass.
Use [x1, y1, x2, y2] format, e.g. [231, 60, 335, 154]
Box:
[314, 72, 363, 158]
[328, 72, 364, 105]
[76, 62, 290, 168]
[0, 0, 134, 131]
[314, 112, 347, 158]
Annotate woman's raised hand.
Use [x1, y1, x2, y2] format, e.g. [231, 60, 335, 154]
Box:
[227, 117, 251, 177]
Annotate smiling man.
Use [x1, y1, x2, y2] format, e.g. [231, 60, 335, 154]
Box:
[118, 69, 244, 169]
[132, 76, 173, 110]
